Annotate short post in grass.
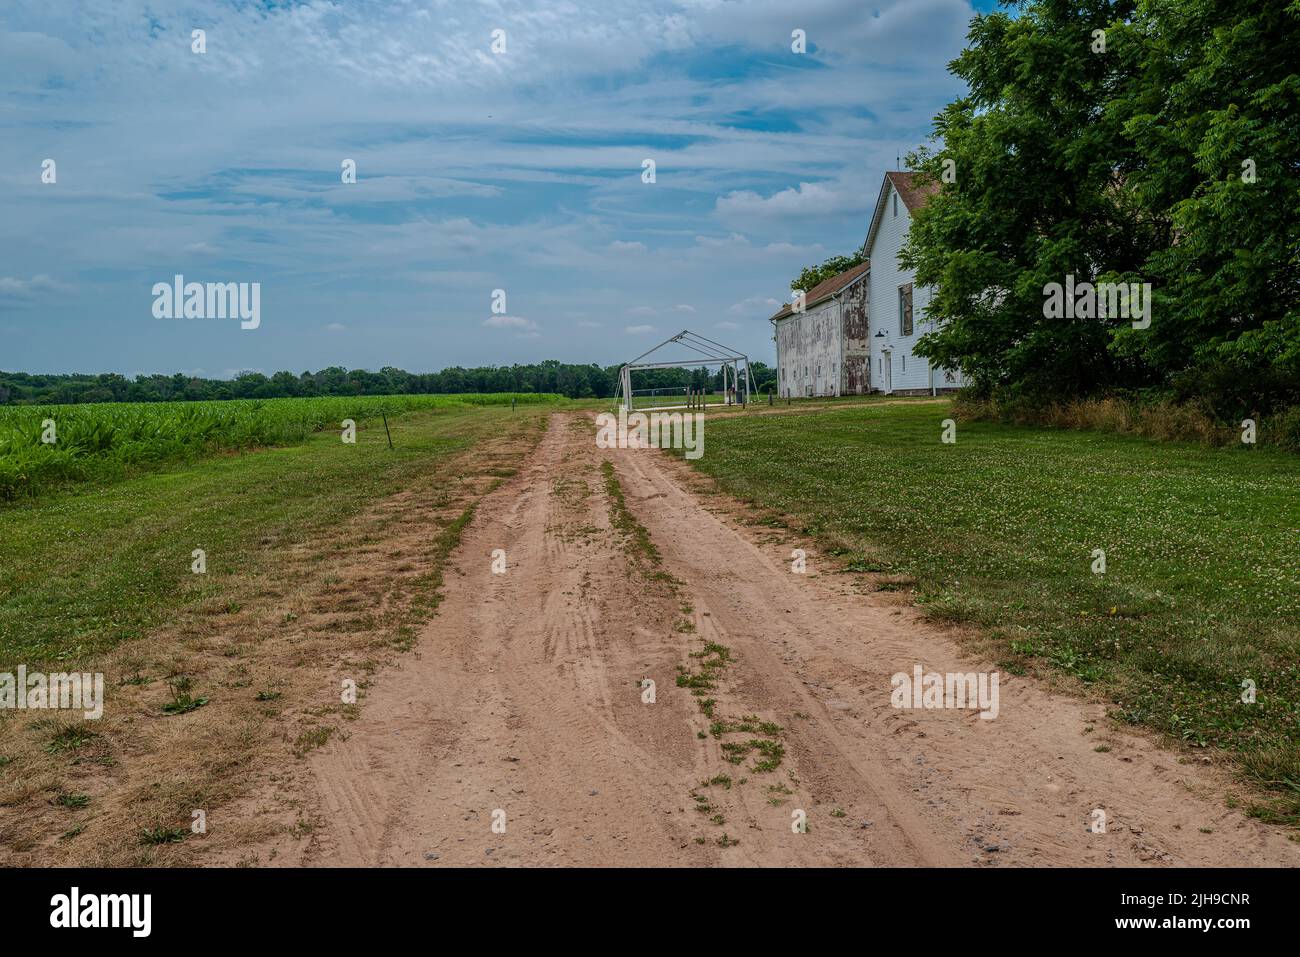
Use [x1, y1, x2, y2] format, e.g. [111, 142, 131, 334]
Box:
[381, 413, 394, 450]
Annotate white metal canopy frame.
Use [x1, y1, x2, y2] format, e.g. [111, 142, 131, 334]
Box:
[615, 330, 759, 411]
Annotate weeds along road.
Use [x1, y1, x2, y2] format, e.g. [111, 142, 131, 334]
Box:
[247, 411, 1299, 867]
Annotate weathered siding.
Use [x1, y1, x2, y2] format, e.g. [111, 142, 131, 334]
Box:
[775, 298, 841, 397]
[772, 270, 871, 398]
[843, 354, 869, 394]
[840, 272, 870, 394]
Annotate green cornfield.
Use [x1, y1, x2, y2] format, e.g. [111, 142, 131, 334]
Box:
[0, 393, 564, 501]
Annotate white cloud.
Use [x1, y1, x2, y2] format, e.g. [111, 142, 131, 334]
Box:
[715, 181, 869, 222]
[727, 295, 782, 316]
[625, 324, 656, 335]
[610, 240, 647, 254]
[0, 274, 71, 305]
[694, 233, 752, 249]
[482, 314, 541, 338]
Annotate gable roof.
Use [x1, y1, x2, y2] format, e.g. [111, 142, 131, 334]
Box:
[888, 171, 939, 214]
[768, 260, 870, 322]
[862, 171, 939, 259]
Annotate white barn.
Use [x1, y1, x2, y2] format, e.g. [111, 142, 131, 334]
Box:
[769, 171, 964, 397]
[769, 261, 871, 398]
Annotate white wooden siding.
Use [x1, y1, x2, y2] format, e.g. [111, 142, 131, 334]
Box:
[866, 182, 964, 393]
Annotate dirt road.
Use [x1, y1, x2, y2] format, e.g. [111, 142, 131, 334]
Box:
[256, 412, 1299, 866]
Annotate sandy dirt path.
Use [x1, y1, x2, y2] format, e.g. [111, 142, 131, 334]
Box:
[266, 412, 1299, 867]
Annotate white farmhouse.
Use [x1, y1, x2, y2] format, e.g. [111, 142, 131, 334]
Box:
[863, 171, 963, 395]
[769, 171, 964, 397]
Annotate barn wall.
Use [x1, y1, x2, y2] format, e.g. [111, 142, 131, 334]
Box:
[840, 274, 870, 394]
[775, 297, 841, 397]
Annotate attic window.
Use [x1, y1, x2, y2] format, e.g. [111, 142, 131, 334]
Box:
[893, 191, 898, 217]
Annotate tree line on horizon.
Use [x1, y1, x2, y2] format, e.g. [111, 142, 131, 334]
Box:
[0, 361, 778, 406]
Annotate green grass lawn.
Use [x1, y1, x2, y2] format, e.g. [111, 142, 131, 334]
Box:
[682, 399, 1300, 823]
[0, 404, 546, 668]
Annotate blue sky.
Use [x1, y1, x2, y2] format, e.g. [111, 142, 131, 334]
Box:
[0, 0, 996, 377]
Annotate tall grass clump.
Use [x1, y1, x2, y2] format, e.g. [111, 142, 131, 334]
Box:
[954, 393, 1300, 452]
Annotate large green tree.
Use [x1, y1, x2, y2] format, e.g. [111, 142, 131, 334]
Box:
[1115, 0, 1300, 414]
[904, 0, 1299, 413]
[903, 0, 1151, 398]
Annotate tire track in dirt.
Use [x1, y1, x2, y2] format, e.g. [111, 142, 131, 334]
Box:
[267, 411, 1298, 867]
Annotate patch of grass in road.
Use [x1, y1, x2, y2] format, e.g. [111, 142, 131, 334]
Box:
[683, 399, 1300, 823]
[0, 405, 527, 668]
[398, 496, 483, 651]
[43, 724, 99, 755]
[292, 726, 336, 758]
[139, 826, 188, 846]
[160, 677, 208, 716]
[600, 460, 661, 566]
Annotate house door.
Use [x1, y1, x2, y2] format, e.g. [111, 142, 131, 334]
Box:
[882, 351, 892, 393]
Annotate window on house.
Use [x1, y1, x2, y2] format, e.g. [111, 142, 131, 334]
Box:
[902, 355, 907, 372]
[898, 283, 913, 336]
[893, 191, 898, 217]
